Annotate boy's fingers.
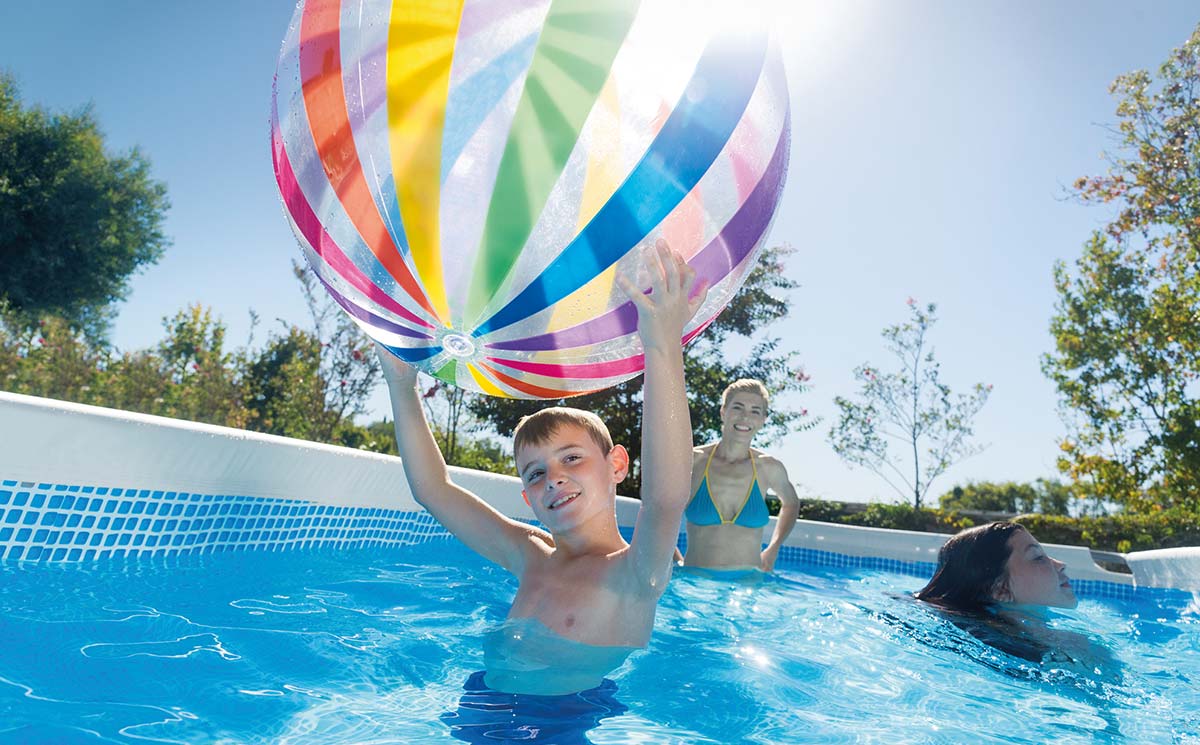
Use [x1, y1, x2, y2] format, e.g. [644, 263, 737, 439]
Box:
[657, 239, 686, 295]
[615, 272, 650, 309]
[679, 256, 696, 289]
[687, 280, 710, 318]
[651, 241, 671, 293]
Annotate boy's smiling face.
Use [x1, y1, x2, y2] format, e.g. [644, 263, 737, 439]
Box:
[516, 423, 629, 533]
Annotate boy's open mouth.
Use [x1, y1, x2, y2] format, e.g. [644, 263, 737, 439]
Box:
[733, 424, 752, 432]
[548, 492, 580, 510]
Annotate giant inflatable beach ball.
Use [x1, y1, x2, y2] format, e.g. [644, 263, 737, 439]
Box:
[272, 0, 790, 399]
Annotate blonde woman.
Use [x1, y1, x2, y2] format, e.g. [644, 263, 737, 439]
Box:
[679, 379, 800, 572]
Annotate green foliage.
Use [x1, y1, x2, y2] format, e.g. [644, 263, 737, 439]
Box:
[0, 74, 170, 339]
[1014, 510, 1200, 553]
[468, 244, 817, 497]
[938, 479, 1074, 516]
[0, 264, 387, 449]
[418, 380, 516, 474]
[791, 497, 849, 522]
[829, 300, 992, 509]
[243, 325, 332, 439]
[837, 503, 975, 533]
[153, 306, 248, 427]
[1043, 25, 1200, 513]
[0, 305, 249, 428]
[795, 501, 1199, 553]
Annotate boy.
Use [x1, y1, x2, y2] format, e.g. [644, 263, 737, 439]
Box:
[378, 241, 707, 691]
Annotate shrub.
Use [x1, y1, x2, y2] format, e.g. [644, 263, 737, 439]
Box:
[1015, 510, 1200, 553]
[837, 504, 974, 533]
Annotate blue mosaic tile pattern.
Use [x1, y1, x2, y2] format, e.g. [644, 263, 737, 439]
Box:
[3, 478, 1192, 605]
[667, 535, 1182, 605]
[0, 478, 452, 562]
[777, 544, 938, 580]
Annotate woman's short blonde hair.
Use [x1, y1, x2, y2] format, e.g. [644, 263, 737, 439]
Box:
[721, 378, 770, 409]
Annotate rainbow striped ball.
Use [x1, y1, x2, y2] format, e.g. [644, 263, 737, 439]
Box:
[272, 0, 790, 399]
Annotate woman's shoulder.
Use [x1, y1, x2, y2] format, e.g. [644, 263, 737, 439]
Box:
[751, 450, 790, 477]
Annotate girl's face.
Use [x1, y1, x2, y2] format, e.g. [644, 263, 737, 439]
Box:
[995, 529, 1078, 608]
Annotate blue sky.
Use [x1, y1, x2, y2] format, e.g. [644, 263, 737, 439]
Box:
[2, 2, 1196, 503]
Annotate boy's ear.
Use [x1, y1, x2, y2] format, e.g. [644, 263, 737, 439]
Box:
[608, 444, 630, 482]
[521, 490, 530, 507]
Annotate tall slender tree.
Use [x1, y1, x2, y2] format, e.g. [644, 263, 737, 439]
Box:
[829, 300, 991, 509]
[1042, 24, 1200, 512]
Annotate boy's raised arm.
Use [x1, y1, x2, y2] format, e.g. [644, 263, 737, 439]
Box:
[378, 347, 543, 574]
[617, 240, 708, 590]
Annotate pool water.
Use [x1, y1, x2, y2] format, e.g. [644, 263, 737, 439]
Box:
[0, 544, 1196, 744]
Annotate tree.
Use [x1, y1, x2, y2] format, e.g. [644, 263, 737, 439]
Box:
[151, 305, 249, 427]
[938, 479, 1073, 517]
[1042, 24, 1200, 513]
[242, 262, 382, 445]
[0, 262, 385, 449]
[0, 74, 170, 339]
[468, 244, 816, 497]
[829, 299, 991, 509]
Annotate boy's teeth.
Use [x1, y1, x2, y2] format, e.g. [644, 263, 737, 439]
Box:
[550, 494, 577, 509]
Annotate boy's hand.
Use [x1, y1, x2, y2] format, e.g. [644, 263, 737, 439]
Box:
[376, 343, 418, 390]
[618, 238, 707, 594]
[615, 239, 709, 350]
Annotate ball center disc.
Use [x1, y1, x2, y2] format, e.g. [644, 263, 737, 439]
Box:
[441, 333, 476, 358]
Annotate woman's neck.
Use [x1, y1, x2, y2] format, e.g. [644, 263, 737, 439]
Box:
[714, 439, 752, 464]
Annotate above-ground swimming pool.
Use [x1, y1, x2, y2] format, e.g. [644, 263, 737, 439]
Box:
[1, 539, 1197, 744]
[2, 393, 1197, 744]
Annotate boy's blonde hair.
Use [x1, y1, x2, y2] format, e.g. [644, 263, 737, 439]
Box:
[513, 407, 614, 459]
[721, 378, 770, 409]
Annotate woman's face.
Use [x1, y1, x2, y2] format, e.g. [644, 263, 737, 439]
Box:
[720, 391, 768, 442]
[995, 529, 1078, 608]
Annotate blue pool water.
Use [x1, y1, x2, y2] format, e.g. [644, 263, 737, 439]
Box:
[0, 544, 1197, 744]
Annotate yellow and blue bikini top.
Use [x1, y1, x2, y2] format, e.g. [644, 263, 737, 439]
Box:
[684, 448, 770, 529]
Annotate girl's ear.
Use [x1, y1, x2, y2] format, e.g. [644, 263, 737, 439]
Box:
[607, 444, 630, 482]
[991, 576, 1014, 603]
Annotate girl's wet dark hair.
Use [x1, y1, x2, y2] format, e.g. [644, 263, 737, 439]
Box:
[914, 522, 1026, 610]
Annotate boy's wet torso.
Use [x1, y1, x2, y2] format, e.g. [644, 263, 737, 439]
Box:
[509, 534, 662, 648]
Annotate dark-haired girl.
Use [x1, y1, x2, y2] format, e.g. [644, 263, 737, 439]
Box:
[916, 521, 1077, 611]
[914, 522, 1113, 673]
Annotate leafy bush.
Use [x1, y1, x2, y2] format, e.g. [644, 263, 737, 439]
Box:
[1014, 510, 1200, 553]
[938, 479, 1074, 516]
[837, 504, 974, 533]
[795, 501, 1199, 552]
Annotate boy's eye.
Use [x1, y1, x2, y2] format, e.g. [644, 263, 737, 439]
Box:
[565, 454, 581, 463]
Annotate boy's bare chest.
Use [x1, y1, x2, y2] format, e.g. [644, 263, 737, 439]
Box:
[509, 557, 651, 646]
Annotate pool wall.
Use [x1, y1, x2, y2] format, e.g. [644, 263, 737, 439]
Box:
[0, 392, 1182, 600]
